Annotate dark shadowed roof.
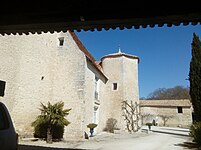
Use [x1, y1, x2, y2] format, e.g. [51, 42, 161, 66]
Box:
[0, 1, 200, 34]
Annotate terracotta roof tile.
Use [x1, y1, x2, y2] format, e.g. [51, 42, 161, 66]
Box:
[69, 31, 107, 80]
[101, 51, 140, 63]
[69, 31, 96, 62]
[95, 61, 103, 71]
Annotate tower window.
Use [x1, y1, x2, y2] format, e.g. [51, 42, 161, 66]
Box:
[58, 37, 64, 46]
[113, 83, 117, 90]
[177, 107, 183, 113]
[0, 80, 6, 97]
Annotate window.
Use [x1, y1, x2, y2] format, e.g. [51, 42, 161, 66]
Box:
[0, 80, 6, 97]
[94, 77, 99, 100]
[113, 83, 117, 90]
[177, 107, 183, 113]
[58, 37, 64, 46]
[93, 106, 99, 124]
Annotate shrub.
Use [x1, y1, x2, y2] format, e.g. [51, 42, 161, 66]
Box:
[104, 118, 119, 133]
[146, 122, 152, 131]
[190, 121, 201, 147]
[31, 101, 71, 143]
[33, 121, 64, 140]
[33, 120, 47, 138]
[87, 123, 97, 129]
[145, 122, 152, 126]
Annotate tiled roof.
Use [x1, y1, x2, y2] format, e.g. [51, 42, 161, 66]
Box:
[101, 51, 140, 63]
[69, 31, 96, 62]
[69, 31, 108, 80]
[94, 61, 103, 72]
[140, 99, 192, 107]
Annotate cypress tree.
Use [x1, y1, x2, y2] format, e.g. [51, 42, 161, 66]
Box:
[189, 33, 201, 122]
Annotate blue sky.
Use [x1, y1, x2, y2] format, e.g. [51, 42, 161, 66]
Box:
[75, 24, 201, 98]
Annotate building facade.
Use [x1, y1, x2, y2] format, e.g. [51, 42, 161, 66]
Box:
[100, 51, 140, 130]
[140, 99, 193, 128]
[0, 31, 140, 139]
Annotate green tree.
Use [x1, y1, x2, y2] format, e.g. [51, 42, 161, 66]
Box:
[189, 33, 201, 122]
[31, 101, 71, 143]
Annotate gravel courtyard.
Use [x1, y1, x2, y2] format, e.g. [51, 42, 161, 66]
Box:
[19, 126, 198, 150]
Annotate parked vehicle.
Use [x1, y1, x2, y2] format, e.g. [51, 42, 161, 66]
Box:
[0, 102, 18, 150]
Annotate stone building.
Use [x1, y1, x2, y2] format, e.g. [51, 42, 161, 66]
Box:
[0, 31, 140, 139]
[140, 99, 193, 128]
[100, 50, 140, 130]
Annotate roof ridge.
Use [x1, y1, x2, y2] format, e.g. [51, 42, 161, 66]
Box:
[69, 31, 96, 62]
[101, 52, 140, 63]
[69, 31, 108, 80]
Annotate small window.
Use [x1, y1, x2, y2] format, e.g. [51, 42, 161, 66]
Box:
[94, 76, 99, 100]
[177, 107, 183, 113]
[0, 80, 6, 97]
[58, 37, 64, 46]
[113, 83, 117, 90]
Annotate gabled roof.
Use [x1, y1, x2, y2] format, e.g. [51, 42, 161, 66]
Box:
[69, 31, 107, 80]
[69, 31, 96, 62]
[140, 99, 192, 107]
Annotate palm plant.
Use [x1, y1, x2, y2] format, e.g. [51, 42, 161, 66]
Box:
[31, 101, 71, 143]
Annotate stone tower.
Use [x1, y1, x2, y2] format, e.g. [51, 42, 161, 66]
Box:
[100, 50, 140, 131]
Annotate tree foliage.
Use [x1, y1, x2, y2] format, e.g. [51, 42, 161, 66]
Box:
[190, 121, 201, 147]
[189, 33, 201, 122]
[31, 101, 71, 143]
[147, 85, 190, 100]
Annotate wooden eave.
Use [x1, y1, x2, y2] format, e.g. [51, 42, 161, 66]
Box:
[0, 2, 200, 34]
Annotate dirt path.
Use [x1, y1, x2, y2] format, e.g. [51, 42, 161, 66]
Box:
[97, 133, 192, 150]
[19, 127, 197, 150]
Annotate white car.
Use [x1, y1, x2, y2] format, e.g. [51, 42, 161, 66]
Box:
[0, 102, 18, 150]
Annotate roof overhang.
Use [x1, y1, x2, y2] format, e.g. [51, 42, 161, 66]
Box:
[101, 52, 140, 63]
[0, 2, 201, 34]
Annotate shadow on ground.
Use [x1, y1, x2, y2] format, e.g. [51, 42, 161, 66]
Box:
[175, 142, 200, 149]
[19, 144, 87, 150]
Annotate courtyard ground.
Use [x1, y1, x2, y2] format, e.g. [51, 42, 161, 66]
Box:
[19, 126, 199, 150]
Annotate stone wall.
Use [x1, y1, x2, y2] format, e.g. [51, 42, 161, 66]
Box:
[0, 31, 140, 139]
[101, 55, 139, 131]
[140, 104, 193, 128]
[0, 31, 99, 139]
